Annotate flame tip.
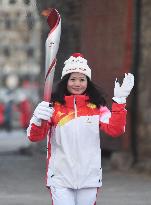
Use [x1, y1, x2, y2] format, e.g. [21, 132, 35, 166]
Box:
[41, 8, 53, 17]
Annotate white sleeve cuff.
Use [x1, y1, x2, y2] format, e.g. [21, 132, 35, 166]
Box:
[26, 116, 42, 138]
[112, 97, 126, 104]
[30, 115, 42, 126]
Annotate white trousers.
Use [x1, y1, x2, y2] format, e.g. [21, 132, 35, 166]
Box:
[49, 186, 97, 205]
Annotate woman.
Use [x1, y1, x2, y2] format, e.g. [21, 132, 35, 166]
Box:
[27, 53, 134, 205]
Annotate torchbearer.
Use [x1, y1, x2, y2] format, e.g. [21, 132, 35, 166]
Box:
[27, 12, 134, 205]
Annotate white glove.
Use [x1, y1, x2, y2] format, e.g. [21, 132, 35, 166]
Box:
[112, 73, 134, 104]
[30, 101, 54, 126]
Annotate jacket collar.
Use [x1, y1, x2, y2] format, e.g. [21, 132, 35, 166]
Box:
[64, 95, 89, 108]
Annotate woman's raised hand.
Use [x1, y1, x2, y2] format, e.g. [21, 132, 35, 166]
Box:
[113, 73, 134, 104]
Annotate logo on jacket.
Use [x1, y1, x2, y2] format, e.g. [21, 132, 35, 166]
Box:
[86, 117, 92, 124]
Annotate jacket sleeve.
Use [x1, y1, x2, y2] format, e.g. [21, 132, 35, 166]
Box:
[27, 121, 51, 142]
[99, 102, 127, 137]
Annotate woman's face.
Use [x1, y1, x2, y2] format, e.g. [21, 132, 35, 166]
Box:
[67, 72, 88, 95]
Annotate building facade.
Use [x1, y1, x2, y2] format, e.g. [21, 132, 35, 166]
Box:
[0, 0, 41, 129]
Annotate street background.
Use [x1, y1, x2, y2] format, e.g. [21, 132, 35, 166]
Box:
[0, 132, 151, 205]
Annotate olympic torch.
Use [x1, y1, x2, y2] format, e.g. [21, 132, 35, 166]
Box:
[41, 8, 61, 137]
[42, 8, 61, 102]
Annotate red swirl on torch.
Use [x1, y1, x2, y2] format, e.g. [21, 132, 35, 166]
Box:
[42, 8, 61, 102]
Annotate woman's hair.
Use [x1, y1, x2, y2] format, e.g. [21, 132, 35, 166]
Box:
[51, 73, 107, 107]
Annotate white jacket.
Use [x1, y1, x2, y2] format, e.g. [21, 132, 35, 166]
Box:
[28, 95, 127, 189]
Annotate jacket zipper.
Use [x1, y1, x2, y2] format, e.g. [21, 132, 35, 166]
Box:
[74, 96, 77, 118]
[74, 96, 79, 188]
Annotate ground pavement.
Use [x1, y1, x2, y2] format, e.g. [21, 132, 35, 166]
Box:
[0, 130, 151, 205]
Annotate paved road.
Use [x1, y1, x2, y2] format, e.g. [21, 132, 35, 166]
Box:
[0, 130, 30, 152]
[99, 167, 151, 205]
[0, 152, 151, 205]
[0, 130, 151, 205]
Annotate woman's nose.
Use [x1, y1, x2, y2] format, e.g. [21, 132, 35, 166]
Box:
[74, 80, 80, 86]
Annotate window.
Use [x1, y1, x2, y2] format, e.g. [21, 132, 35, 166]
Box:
[27, 47, 34, 57]
[5, 18, 11, 29]
[3, 47, 10, 57]
[9, 0, 16, 4]
[26, 12, 35, 30]
[24, 0, 30, 5]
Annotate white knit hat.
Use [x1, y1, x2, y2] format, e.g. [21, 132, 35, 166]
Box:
[61, 53, 91, 79]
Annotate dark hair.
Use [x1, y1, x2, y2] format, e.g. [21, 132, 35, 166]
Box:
[51, 73, 107, 107]
[85, 77, 106, 107]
